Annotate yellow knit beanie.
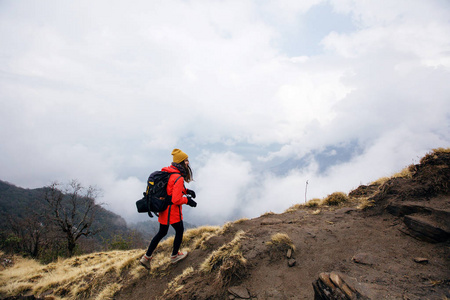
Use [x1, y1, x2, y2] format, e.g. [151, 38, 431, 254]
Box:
[171, 148, 188, 163]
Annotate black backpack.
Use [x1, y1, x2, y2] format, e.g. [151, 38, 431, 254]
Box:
[136, 171, 182, 217]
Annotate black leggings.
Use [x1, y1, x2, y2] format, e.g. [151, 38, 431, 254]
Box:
[146, 221, 184, 257]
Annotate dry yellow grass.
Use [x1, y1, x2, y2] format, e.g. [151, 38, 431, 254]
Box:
[182, 225, 222, 250]
[284, 203, 304, 213]
[370, 164, 415, 186]
[219, 222, 234, 235]
[199, 230, 247, 287]
[392, 165, 414, 179]
[163, 266, 194, 297]
[266, 233, 296, 252]
[0, 250, 144, 299]
[322, 192, 349, 206]
[234, 217, 249, 224]
[305, 198, 322, 207]
[94, 283, 122, 300]
[370, 176, 390, 186]
[356, 197, 375, 210]
[200, 230, 246, 274]
[156, 225, 222, 254]
[432, 147, 450, 153]
[260, 211, 275, 217]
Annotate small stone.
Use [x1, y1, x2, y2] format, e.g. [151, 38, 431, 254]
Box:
[306, 230, 316, 238]
[228, 286, 250, 299]
[413, 257, 428, 264]
[288, 258, 296, 267]
[264, 289, 285, 298]
[352, 253, 376, 265]
[287, 248, 292, 259]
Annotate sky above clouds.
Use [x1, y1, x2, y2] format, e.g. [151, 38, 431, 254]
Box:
[1, 0, 449, 225]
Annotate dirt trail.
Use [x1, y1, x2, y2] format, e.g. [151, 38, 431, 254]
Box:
[115, 151, 450, 300]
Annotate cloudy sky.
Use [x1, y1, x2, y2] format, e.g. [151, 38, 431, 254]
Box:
[1, 0, 449, 226]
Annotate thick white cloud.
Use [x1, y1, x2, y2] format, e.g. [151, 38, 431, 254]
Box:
[186, 151, 252, 225]
[0, 0, 449, 225]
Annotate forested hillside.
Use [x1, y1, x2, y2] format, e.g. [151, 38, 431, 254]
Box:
[0, 180, 144, 261]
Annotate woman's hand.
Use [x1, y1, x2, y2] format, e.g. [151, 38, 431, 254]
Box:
[187, 196, 197, 207]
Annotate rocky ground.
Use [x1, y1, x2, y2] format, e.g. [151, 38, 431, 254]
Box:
[114, 150, 449, 300]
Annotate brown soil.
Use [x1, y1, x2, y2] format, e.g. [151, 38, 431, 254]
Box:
[115, 150, 450, 300]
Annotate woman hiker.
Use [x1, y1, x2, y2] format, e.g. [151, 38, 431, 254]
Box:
[140, 149, 197, 270]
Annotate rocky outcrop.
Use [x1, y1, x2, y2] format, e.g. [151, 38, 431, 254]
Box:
[387, 201, 450, 243]
[312, 271, 401, 299]
[312, 272, 369, 300]
[403, 214, 450, 243]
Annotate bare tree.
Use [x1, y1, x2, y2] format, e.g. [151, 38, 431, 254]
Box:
[8, 213, 48, 257]
[44, 180, 102, 256]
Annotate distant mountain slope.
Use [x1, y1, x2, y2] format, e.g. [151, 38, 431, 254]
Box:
[0, 180, 137, 247]
[268, 141, 362, 175]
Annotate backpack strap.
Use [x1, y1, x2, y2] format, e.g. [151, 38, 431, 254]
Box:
[167, 173, 183, 224]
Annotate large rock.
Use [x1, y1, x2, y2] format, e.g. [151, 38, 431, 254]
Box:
[313, 272, 369, 300]
[403, 215, 450, 243]
[386, 201, 450, 243]
[386, 203, 432, 216]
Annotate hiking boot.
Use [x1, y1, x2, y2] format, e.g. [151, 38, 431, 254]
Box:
[170, 251, 188, 264]
[139, 255, 152, 270]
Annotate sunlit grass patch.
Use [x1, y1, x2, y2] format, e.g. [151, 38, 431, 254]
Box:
[163, 266, 195, 297]
[305, 198, 322, 207]
[199, 230, 247, 287]
[261, 211, 275, 217]
[234, 217, 249, 224]
[200, 230, 247, 278]
[182, 226, 222, 250]
[220, 222, 234, 235]
[266, 233, 295, 252]
[94, 283, 122, 300]
[432, 147, 450, 153]
[370, 164, 415, 186]
[356, 197, 375, 210]
[284, 203, 304, 213]
[370, 176, 390, 186]
[0, 255, 45, 296]
[392, 165, 414, 179]
[322, 192, 349, 206]
[157, 225, 223, 253]
[0, 250, 143, 299]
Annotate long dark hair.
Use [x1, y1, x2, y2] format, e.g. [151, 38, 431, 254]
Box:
[172, 160, 193, 183]
[184, 162, 193, 183]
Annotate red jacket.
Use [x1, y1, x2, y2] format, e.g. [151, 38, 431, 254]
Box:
[158, 165, 188, 225]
